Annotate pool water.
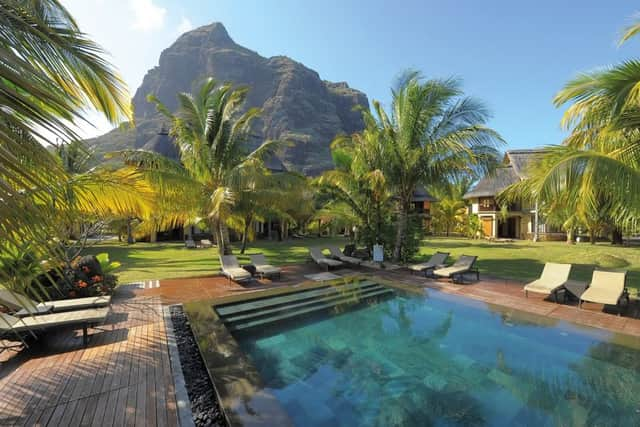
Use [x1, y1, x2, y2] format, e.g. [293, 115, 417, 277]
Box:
[235, 288, 640, 426]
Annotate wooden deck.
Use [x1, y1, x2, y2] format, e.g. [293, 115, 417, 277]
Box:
[0, 295, 178, 426]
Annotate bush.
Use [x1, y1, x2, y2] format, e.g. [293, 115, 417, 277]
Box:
[57, 255, 116, 298]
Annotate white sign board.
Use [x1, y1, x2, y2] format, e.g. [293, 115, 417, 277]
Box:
[373, 244, 384, 262]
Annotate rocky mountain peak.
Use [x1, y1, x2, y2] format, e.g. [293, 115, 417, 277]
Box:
[175, 22, 236, 49]
[87, 22, 369, 175]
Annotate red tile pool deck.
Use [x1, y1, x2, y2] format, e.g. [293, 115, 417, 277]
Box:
[1, 263, 639, 425]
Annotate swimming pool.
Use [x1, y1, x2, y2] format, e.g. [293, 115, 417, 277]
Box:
[228, 284, 640, 426]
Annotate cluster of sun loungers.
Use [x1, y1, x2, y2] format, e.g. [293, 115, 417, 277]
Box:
[185, 238, 213, 249]
[219, 246, 629, 314]
[0, 289, 111, 350]
[408, 252, 479, 283]
[219, 253, 282, 282]
[524, 262, 630, 310]
[309, 246, 364, 270]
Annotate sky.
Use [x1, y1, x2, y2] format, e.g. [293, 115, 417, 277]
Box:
[62, 0, 640, 150]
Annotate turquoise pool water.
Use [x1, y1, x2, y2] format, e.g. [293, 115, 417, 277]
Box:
[235, 287, 640, 426]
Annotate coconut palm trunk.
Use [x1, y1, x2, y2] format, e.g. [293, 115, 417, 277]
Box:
[240, 214, 253, 254]
[393, 198, 411, 261]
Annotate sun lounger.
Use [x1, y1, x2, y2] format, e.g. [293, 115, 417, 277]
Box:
[309, 247, 344, 270]
[523, 263, 571, 301]
[220, 255, 252, 282]
[249, 254, 282, 279]
[433, 255, 479, 283]
[408, 252, 449, 277]
[201, 239, 213, 248]
[0, 306, 109, 347]
[185, 239, 196, 249]
[0, 289, 111, 317]
[579, 271, 629, 311]
[328, 245, 363, 265]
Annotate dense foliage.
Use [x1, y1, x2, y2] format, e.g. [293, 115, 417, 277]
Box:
[0, 1, 143, 306]
[319, 71, 502, 261]
[501, 15, 640, 244]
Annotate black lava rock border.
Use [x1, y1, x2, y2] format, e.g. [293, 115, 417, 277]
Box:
[170, 305, 227, 427]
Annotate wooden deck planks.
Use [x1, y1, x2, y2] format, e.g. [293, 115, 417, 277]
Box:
[0, 296, 178, 427]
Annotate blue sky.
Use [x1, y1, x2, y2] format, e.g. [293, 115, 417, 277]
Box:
[63, 1, 640, 149]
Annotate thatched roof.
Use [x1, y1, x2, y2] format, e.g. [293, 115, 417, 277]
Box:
[504, 149, 546, 179]
[463, 166, 520, 199]
[142, 130, 179, 161]
[464, 148, 546, 199]
[412, 186, 437, 202]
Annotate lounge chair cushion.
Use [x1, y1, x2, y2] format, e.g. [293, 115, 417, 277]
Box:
[220, 255, 252, 281]
[433, 255, 476, 278]
[337, 255, 362, 265]
[523, 263, 571, 295]
[580, 271, 626, 305]
[249, 255, 282, 276]
[255, 265, 281, 275]
[223, 268, 252, 280]
[408, 252, 449, 272]
[15, 295, 111, 317]
[0, 290, 111, 317]
[433, 265, 468, 278]
[310, 248, 344, 267]
[328, 246, 362, 265]
[1, 307, 109, 333]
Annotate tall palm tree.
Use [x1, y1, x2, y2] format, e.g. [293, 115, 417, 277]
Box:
[373, 71, 503, 261]
[503, 15, 640, 241]
[317, 127, 392, 253]
[119, 78, 279, 255]
[1, 1, 132, 292]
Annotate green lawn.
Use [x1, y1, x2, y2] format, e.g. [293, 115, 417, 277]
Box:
[85, 237, 640, 295]
[83, 237, 349, 284]
[417, 238, 640, 294]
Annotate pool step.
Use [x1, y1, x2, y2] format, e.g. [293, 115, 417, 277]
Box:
[216, 280, 379, 317]
[225, 285, 394, 332]
[223, 283, 388, 324]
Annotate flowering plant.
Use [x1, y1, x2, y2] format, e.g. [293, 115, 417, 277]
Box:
[57, 253, 119, 298]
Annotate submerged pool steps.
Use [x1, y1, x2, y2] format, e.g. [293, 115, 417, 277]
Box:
[216, 280, 394, 332]
[216, 280, 380, 317]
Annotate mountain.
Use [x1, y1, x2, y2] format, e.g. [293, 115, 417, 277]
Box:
[86, 23, 368, 175]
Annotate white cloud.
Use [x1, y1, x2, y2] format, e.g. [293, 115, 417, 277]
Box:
[129, 0, 166, 32]
[176, 16, 193, 35]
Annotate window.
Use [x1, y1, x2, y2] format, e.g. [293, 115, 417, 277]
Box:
[479, 198, 495, 210]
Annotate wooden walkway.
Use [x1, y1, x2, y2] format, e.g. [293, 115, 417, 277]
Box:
[0, 296, 178, 426]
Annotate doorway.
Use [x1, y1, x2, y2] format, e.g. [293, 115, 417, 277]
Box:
[497, 217, 517, 239]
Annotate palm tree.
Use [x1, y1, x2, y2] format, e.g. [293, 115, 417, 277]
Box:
[317, 128, 392, 253]
[119, 78, 279, 255]
[502, 15, 640, 242]
[1, 1, 132, 291]
[372, 71, 503, 261]
[430, 178, 473, 237]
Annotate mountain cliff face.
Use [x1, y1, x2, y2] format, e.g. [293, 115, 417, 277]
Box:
[87, 23, 368, 175]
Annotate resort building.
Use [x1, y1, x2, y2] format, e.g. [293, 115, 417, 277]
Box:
[464, 149, 564, 240]
[412, 186, 437, 230]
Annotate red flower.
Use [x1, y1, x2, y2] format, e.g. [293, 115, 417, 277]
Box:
[77, 280, 88, 288]
[92, 275, 102, 283]
[81, 266, 90, 273]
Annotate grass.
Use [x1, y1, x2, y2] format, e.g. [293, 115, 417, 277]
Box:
[85, 237, 640, 295]
[83, 237, 348, 284]
[417, 237, 640, 294]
